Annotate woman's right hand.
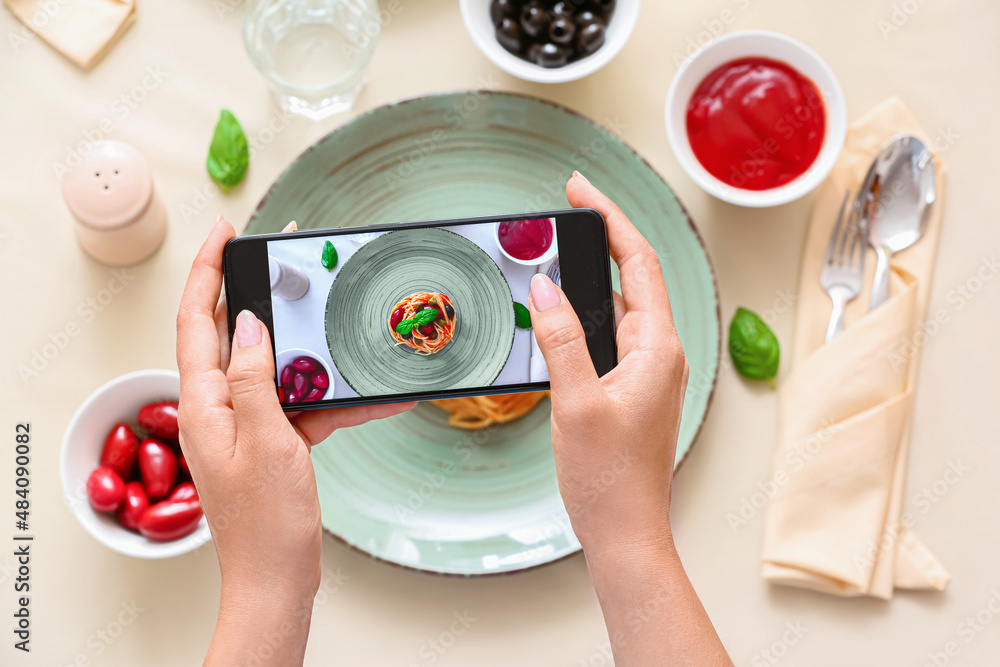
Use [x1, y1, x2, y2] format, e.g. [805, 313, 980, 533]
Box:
[530, 172, 730, 666]
[530, 172, 689, 551]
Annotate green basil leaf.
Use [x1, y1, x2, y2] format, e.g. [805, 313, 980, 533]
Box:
[206, 109, 249, 188]
[513, 301, 531, 329]
[415, 308, 439, 325]
[728, 307, 779, 385]
[321, 240, 338, 270]
[396, 319, 416, 335]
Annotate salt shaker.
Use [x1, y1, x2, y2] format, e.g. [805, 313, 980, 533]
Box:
[269, 256, 310, 300]
[61, 140, 167, 265]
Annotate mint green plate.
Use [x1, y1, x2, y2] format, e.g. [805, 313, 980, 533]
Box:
[247, 92, 719, 575]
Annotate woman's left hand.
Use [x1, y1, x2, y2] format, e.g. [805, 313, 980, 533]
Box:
[176, 217, 414, 665]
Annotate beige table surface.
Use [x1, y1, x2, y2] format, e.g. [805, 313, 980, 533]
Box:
[3, 0, 999, 665]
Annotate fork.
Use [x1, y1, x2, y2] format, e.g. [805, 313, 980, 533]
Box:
[821, 190, 867, 342]
[545, 256, 560, 285]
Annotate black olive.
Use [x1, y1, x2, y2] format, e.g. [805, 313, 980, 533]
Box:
[401, 331, 413, 340]
[444, 304, 455, 318]
[548, 16, 576, 45]
[526, 43, 544, 64]
[537, 42, 569, 68]
[495, 17, 524, 54]
[576, 21, 605, 55]
[490, 0, 517, 25]
[593, 0, 616, 20]
[574, 9, 601, 29]
[519, 1, 550, 39]
[550, 1, 575, 17]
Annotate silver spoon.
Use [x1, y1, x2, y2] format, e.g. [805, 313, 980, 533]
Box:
[864, 135, 936, 311]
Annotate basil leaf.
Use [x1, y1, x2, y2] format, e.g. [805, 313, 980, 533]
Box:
[513, 301, 531, 329]
[396, 319, 416, 335]
[728, 307, 779, 385]
[321, 240, 338, 270]
[206, 109, 249, 188]
[415, 308, 439, 325]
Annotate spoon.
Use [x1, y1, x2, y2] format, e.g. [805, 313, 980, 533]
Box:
[863, 135, 936, 311]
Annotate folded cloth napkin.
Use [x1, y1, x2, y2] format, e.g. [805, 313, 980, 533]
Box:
[761, 97, 951, 599]
[5, 0, 135, 69]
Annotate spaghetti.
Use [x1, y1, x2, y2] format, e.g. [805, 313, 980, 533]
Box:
[432, 392, 550, 430]
[388, 291, 456, 355]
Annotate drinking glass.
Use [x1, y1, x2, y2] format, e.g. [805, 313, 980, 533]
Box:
[243, 0, 380, 120]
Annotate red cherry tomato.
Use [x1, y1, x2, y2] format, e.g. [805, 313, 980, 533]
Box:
[138, 438, 177, 500]
[291, 356, 316, 372]
[138, 499, 203, 542]
[99, 423, 139, 480]
[116, 482, 149, 531]
[86, 467, 125, 512]
[311, 371, 329, 390]
[168, 482, 198, 502]
[138, 401, 179, 440]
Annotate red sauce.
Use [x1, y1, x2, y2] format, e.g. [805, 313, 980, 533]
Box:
[685, 57, 826, 191]
[498, 218, 554, 260]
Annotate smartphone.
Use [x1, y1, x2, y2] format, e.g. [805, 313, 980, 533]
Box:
[223, 209, 617, 410]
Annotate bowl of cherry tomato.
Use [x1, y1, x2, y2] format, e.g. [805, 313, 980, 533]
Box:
[60, 369, 211, 558]
[460, 0, 641, 83]
[275, 349, 334, 405]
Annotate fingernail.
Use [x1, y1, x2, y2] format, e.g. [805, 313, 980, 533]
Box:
[530, 273, 560, 311]
[236, 310, 262, 347]
[212, 215, 226, 236]
[572, 170, 590, 184]
[282, 220, 298, 232]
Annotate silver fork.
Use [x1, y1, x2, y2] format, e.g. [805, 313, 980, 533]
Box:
[821, 191, 867, 342]
[545, 256, 560, 285]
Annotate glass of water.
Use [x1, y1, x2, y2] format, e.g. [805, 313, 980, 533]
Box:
[243, 0, 380, 120]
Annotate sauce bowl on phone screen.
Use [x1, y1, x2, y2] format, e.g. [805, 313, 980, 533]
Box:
[665, 30, 846, 208]
[495, 218, 559, 265]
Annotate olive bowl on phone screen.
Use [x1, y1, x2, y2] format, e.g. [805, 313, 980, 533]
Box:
[223, 209, 617, 410]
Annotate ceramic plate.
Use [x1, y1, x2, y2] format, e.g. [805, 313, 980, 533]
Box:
[247, 92, 720, 575]
[325, 227, 514, 396]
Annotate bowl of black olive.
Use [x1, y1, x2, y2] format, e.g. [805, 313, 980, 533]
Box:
[460, 0, 640, 83]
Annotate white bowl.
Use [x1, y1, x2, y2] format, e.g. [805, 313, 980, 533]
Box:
[665, 30, 846, 207]
[460, 0, 641, 84]
[60, 369, 212, 559]
[276, 348, 334, 403]
[494, 218, 559, 266]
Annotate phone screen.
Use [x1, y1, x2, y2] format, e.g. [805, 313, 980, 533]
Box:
[225, 210, 615, 409]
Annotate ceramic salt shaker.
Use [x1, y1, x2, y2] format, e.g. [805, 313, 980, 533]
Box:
[61, 140, 167, 265]
[269, 256, 310, 300]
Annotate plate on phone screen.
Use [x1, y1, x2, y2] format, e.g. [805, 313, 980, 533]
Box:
[246, 92, 720, 576]
[326, 227, 514, 395]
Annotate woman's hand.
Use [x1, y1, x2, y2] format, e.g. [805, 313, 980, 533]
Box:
[530, 173, 730, 666]
[176, 217, 413, 666]
[531, 173, 688, 549]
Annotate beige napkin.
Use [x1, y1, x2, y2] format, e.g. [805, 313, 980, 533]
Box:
[5, 0, 135, 69]
[761, 98, 951, 599]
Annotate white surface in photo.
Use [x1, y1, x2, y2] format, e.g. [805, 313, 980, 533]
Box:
[266, 223, 539, 401]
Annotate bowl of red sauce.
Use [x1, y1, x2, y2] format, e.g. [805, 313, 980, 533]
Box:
[495, 218, 558, 265]
[665, 31, 846, 207]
